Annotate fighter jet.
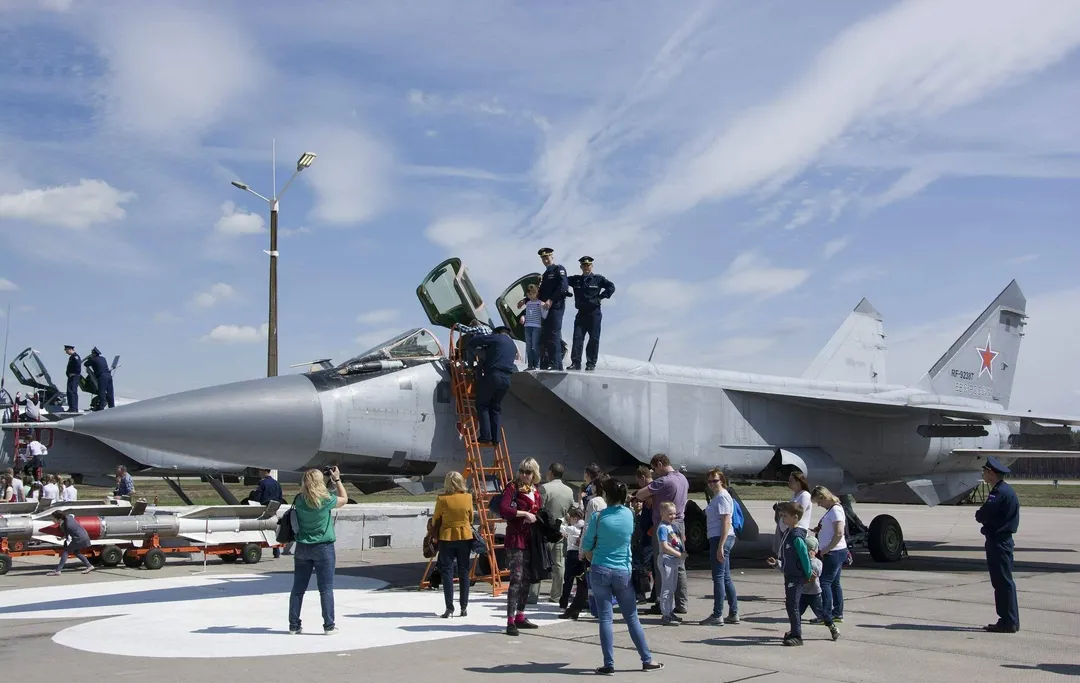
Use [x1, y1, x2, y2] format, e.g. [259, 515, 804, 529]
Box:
[3, 258, 1078, 562]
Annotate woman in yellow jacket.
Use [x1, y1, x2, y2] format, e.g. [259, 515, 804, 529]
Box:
[433, 471, 475, 618]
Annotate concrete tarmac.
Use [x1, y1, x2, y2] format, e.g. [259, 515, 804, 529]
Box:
[1, 502, 1077, 682]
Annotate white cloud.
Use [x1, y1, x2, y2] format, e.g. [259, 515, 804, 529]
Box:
[0, 179, 135, 230]
[190, 283, 237, 309]
[355, 327, 404, 350]
[782, 199, 817, 230]
[200, 323, 268, 344]
[638, 0, 1080, 221]
[357, 309, 399, 325]
[867, 167, 941, 210]
[0, 278, 18, 291]
[214, 201, 265, 236]
[301, 127, 392, 226]
[97, 5, 267, 137]
[716, 251, 810, 300]
[823, 237, 850, 259]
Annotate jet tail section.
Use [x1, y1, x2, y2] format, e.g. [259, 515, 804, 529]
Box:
[802, 298, 886, 385]
[916, 280, 1026, 408]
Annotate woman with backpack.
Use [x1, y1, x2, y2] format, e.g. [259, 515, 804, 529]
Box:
[700, 468, 739, 626]
[288, 466, 348, 635]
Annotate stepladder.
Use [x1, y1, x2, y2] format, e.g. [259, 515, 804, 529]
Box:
[419, 325, 514, 596]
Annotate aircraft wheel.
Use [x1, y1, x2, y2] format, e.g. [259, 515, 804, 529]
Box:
[122, 551, 142, 568]
[683, 501, 709, 555]
[0, 553, 11, 575]
[241, 543, 262, 565]
[100, 545, 123, 567]
[143, 548, 167, 570]
[220, 553, 239, 564]
[868, 514, 904, 563]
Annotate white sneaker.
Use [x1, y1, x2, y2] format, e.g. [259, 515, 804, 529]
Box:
[324, 626, 339, 635]
[82, 566, 94, 574]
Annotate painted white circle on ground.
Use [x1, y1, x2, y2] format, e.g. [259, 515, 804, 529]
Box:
[0, 572, 562, 658]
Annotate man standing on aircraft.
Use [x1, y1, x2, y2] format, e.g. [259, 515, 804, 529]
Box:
[567, 256, 615, 372]
[64, 345, 81, 412]
[466, 326, 517, 446]
[975, 457, 1020, 633]
[536, 247, 569, 371]
[635, 454, 689, 616]
[85, 347, 114, 410]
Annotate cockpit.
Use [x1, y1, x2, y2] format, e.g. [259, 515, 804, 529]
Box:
[333, 328, 445, 376]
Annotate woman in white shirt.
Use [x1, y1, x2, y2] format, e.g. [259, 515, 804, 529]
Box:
[811, 485, 847, 623]
[773, 472, 813, 553]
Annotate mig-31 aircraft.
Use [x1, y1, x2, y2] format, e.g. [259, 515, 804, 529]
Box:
[3, 258, 1077, 561]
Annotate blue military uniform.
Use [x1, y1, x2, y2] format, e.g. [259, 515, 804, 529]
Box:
[567, 256, 614, 371]
[64, 345, 81, 412]
[85, 348, 115, 410]
[536, 247, 569, 370]
[975, 457, 1020, 632]
[466, 328, 517, 446]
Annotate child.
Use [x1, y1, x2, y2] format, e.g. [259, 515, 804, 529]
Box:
[518, 284, 544, 370]
[656, 501, 684, 625]
[766, 501, 836, 645]
[801, 535, 840, 639]
[559, 507, 587, 610]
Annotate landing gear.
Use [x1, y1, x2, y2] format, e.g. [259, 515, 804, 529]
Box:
[842, 495, 907, 563]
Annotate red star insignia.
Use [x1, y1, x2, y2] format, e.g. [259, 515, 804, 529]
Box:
[975, 333, 998, 380]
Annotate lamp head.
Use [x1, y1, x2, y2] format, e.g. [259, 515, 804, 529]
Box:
[296, 152, 316, 171]
[231, 181, 249, 191]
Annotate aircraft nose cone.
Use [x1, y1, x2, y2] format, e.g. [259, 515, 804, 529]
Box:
[64, 374, 323, 468]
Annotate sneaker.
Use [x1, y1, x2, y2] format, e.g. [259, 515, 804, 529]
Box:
[660, 616, 679, 626]
[568, 364, 582, 371]
[643, 662, 664, 672]
[782, 635, 803, 646]
[806, 617, 822, 624]
[698, 615, 723, 626]
[289, 627, 302, 635]
[323, 626, 339, 635]
[829, 624, 840, 641]
[585, 365, 596, 372]
[558, 612, 579, 620]
[595, 666, 615, 676]
[832, 617, 844, 624]
[724, 613, 740, 625]
[506, 623, 519, 637]
[671, 613, 683, 622]
[46, 570, 61, 576]
[81, 566, 94, 574]
[517, 619, 538, 629]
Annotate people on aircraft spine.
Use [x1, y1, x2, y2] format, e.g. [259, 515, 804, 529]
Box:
[518, 283, 544, 370]
[64, 344, 81, 412]
[465, 326, 517, 447]
[536, 247, 569, 370]
[567, 255, 614, 371]
[84, 347, 114, 410]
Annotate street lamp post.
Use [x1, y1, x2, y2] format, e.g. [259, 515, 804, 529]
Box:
[231, 142, 317, 378]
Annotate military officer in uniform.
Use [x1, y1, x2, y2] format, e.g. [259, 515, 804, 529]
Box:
[975, 456, 1020, 633]
[63, 345, 81, 412]
[566, 256, 615, 371]
[466, 326, 518, 446]
[84, 347, 115, 410]
[536, 247, 569, 370]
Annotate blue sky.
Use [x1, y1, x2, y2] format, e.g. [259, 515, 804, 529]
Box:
[0, 0, 1078, 415]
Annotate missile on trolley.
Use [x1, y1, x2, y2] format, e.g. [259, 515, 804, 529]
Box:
[38, 502, 281, 541]
[0, 516, 41, 541]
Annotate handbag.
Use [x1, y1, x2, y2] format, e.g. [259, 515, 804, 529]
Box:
[423, 516, 441, 559]
[276, 507, 297, 544]
[470, 525, 488, 555]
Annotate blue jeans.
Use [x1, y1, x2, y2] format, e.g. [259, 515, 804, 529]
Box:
[589, 564, 653, 669]
[819, 549, 845, 619]
[524, 326, 542, 369]
[708, 535, 738, 618]
[289, 542, 336, 631]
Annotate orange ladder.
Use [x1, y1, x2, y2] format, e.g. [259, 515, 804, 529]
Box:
[419, 325, 514, 596]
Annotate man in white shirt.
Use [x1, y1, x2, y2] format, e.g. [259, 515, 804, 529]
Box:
[62, 480, 78, 501]
[42, 475, 60, 501]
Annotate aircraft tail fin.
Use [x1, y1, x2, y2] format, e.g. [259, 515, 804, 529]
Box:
[916, 280, 1026, 408]
[802, 298, 886, 385]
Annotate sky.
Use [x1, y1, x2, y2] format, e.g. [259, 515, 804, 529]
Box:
[0, 0, 1078, 416]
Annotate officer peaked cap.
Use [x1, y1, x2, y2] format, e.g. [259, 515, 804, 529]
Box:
[64, 345, 75, 350]
[579, 256, 593, 264]
[982, 456, 1010, 475]
[537, 247, 554, 256]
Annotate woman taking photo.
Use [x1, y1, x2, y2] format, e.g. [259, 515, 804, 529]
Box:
[432, 470, 474, 618]
[700, 468, 738, 626]
[811, 485, 847, 624]
[499, 457, 543, 636]
[581, 476, 664, 675]
[289, 466, 348, 635]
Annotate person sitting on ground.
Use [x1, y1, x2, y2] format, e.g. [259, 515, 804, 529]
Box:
[47, 510, 94, 576]
[581, 475, 664, 675]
